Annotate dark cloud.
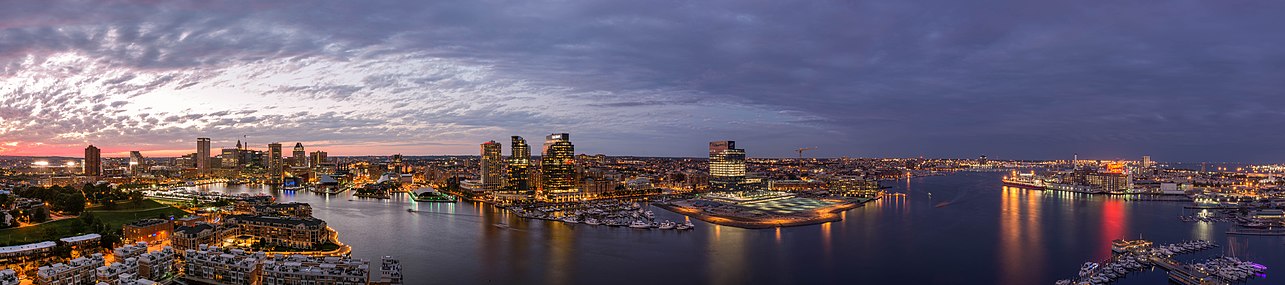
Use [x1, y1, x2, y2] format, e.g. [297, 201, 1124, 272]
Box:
[1, 0, 1282, 160]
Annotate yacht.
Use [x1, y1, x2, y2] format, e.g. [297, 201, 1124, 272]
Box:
[584, 218, 601, 226]
[561, 216, 580, 224]
[644, 211, 655, 219]
[677, 220, 694, 230]
[657, 220, 676, 230]
[629, 220, 651, 229]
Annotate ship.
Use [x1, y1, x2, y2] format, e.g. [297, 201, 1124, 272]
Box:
[1001, 172, 1046, 189]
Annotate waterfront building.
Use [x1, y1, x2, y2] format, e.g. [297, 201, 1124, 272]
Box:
[197, 138, 211, 173]
[371, 257, 403, 285]
[182, 245, 264, 285]
[173, 223, 238, 251]
[268, 143, 283, 184]
[496, 136, 533, 202]
[128, 151, 145, 174]
[260, 255, 370, 285]
[292, 143, 306, 167]
[36, 253, 103, 285]
[224, 215, 329, 249]
[253, 202, 313, 217]
[136, 246, 176, 281]
[540, 133, 578, 201]
[828, 177, 883, 197]
[85, 145, 102, 176]
[123, 219, 173, 245]
[708, 141, 747, 192]
[480, 141, 503, 192]
[1085, 171, 1130, 193]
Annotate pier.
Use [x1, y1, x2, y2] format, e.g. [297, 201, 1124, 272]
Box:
[1056, 239, 1263, 285]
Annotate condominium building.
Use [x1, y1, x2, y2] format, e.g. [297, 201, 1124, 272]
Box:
[137, 246, 176, 281]
[260, 255, 369, 285]
[224, 215, 329, 249]
[1, 269, 18, 285]
[0, 241, 55, 265]
[540, 133, 578, 201]
[479, 141, 503, 191]
[253, 202, 312, 217]
[370, 256, 403, 285]
[174, 222, 238, 251]
[85, 145, 102, 176]
[36, 253, 104, 285]
[113, 242, 149, 260]
[95, 257, 137, 284]
[182, 245, 264, 285]
[197, 138, 211, 173]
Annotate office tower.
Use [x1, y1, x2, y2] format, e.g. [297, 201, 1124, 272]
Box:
[293, 142, 306, 167]
[196, 138, 211, 173]
[221, 148, 240, 169]
[540, 133, 576, 201]
[1141, 155, 1152, 168]
[268, 143, 283, 183]
[480, 141, 503, 191]
[84, 145, 102, 176]
[129, 151, 145, 174]
[708, 140, 746, 192]
[507, 136, 531, 193]
[309, 151, 328, 167]
[390, 154, 404, 173]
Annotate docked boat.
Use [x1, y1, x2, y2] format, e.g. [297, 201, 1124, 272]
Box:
[584, 218, 601, 226]
[676, 220, 694, 230]
[629, 220, 651, 229]
[657, 220, 676, 230]
[560, 216, 580, 224]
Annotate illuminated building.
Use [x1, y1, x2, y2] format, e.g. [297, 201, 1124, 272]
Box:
[36, 254, 104, 285]
[129, 151, 145, 174]
[224, 215, 329, 249]
[293, 142, 306, 167]
[480, 141, 503, 191]
[1141, 155, 1153, 168]
[84, 145, 102, 176]
[268, 143, 283, 184]
[495, 136, 532, 203]
[196, 138, 211, 173]
[708, 141, 746, 192]
[123, 219, 173, 245]
[309, 151, 328, 167]
[181, 246, 264, 285]
[540, 133, 577, 201]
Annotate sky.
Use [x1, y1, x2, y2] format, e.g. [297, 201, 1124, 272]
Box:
[1, 1, 1283, 161]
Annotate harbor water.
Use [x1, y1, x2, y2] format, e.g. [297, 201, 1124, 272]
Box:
[196, 172, 1283, 285]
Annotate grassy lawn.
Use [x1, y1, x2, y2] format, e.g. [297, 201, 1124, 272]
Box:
[90, 206, 190, 230]
[0, 219, 82, 245]
[0, 199, 189, 246]
[86, 199, 167, 211]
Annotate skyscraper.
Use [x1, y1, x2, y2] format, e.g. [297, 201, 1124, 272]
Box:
[1141, 155, 1153, 168]
[540, 133, 576, 201]
[293, 142, 306, 167]
[196, 138, 211, 172]
[480, 141, 503, 191]
[84, 145, 101, 176]
[129, 151, 145, 174]
[309, 151, 328, 167]
[709, 140, 746, 192]
[507, 136, 531, 194]
[268, 143, 283, 184]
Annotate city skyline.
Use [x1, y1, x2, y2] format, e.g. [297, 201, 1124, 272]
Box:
[3, 1, 1285, 161]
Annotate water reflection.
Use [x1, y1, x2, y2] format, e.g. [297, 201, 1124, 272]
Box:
[708, 226, 746, 285]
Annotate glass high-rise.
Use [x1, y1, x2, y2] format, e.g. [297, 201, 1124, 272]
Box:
[709, 140, 746, 192]
[506, 136, 532, 198]
[540, 133, 577, 201]
[268, 143, 283, 184]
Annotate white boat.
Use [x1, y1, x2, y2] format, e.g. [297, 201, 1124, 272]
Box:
[657, 220, 675, 230]
[629, 220, 651, 229]
[676, 220, 694, 230]
[584, 218, 601, 225]
[644, 211, 655, 219]
[561, 216, 580, 224]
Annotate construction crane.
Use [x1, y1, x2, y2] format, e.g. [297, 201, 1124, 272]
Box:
[794, 147, 817, 159]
